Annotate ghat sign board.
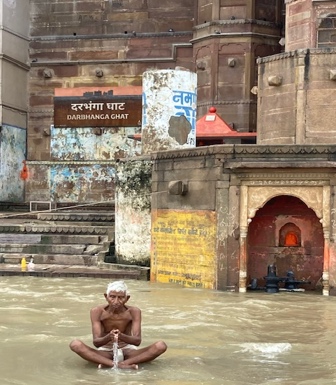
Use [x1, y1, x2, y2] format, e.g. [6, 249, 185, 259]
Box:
[54, 95, 142, 128]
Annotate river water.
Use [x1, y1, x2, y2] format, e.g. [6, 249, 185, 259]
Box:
[1, 277, 336, 385]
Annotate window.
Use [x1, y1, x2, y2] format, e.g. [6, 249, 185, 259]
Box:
[317, 14, 336, 48]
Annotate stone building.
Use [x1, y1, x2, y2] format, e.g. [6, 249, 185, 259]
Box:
[150, 0, 336, 296]
[1, 0, 283, 204]
[0, 1, 336, 294]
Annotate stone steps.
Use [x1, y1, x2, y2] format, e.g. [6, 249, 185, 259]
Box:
[41, 234, 105, 244]
[1, 253, 99, 265]
[0, 208, 115, 267]
[0, 223, 113, 235]
[0, 243, 94, 254]
[37, 211, 115, 222]
[0, 204, 149, 281]
[0, 233, 106, 244]
[0, 264, 146, 280]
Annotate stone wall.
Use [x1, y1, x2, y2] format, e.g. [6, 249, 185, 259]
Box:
[151, 144, 336, 295]
[151, 146, 238, 290]
[257, 48, 336, 145]
[28, 0, 194, 165]
[0, 125, 26, 202]
[285, 0, 336, 51]
[115, 157, 152, 265]
[285, 0, 314, 51]
[193, 0, 283, 131]
[25, 161, 116, 203]
[0, 1, 29, 202]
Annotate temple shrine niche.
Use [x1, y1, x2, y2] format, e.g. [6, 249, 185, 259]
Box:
[247, 196, 324, 291]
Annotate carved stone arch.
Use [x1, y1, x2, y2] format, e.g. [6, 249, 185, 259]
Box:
[244, 186, 325, 227]
[239, 184, 330, 295]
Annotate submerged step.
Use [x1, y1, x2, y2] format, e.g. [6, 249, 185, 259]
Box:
[0, 243, 88, 254]
[0, 233, 106, 245]
[40, 234, 106, 244]
[0, 265, 143, 280]
[0, 233, 42, 244]
[1, 253, 99, 265]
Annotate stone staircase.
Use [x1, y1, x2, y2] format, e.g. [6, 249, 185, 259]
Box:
[0, 202, 149, 280]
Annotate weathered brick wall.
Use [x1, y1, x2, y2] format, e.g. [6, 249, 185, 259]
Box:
[30, 0, 194, 36]
[0, 126, 26, 202]
[0, 1, 29, 202]
[286, 0, 313, 51]
[27, 1, 194, 202]
[151, 145, 336, 294]
[28, 0, 194, 163]
[25, 161, 116, 203]
[286, 0, 336, 51]
[151, 146, 237, 290]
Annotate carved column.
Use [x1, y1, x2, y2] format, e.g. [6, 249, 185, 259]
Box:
[239, 185, 249, 292]
[322, 185, 331, 295]
[295, 49, 308, 144]
[239, 226, 248, 292]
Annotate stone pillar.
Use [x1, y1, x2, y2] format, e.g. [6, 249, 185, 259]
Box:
[329, 183, 336, 295]
[322, 185, 331, 295]
[141, 68, 197, 154]
[114, 157, 152, 266]
[239, 227, 248, 293]
[295, 49, 308, 144]
[322, 234, 330, 296]
[239, 185, 249, 292]
[215, 182, 229, 290]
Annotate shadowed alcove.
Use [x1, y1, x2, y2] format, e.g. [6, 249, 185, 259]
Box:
[247, 195, 324, 291]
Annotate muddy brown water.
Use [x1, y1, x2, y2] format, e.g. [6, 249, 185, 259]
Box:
[1, 277, 336, 385]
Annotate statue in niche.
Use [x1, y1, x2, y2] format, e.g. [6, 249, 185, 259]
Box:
[284, 231, 299, 246]
[279, 223, 301, 247]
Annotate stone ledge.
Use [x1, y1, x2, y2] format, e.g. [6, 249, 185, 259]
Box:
[0, 264, 147, 280]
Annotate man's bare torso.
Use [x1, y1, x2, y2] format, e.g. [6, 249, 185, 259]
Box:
[98, 305, 134, 348]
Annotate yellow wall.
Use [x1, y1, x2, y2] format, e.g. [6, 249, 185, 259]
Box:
[151, 209, 217, 289]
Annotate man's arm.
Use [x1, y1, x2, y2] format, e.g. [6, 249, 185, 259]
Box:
[90, 306, 113, 348]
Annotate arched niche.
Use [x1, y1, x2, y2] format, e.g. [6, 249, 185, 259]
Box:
[246, 195, 324, 291]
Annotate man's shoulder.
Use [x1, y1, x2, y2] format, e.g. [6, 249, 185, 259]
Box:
[127, 305, 141, 314]
[90, 304, 106, 314]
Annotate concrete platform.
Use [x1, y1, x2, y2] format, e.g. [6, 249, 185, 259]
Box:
[0, 264, 147, 280]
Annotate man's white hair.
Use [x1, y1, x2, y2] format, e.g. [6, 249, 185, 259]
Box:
[106, 280, 130, 296]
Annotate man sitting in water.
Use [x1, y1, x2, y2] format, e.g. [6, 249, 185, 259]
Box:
[69, 280, 167, 369]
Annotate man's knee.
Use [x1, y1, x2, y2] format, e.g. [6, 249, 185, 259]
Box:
[154, 340, 167, 355]
[69, 339, 84, 353]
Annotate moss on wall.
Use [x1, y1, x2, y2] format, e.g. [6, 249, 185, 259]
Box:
[115, 159, 152, 211]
